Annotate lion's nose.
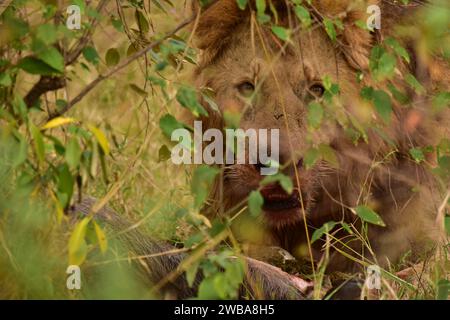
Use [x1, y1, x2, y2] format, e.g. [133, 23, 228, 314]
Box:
[253, 158, 303, 174]
[273, 112, 284, 120]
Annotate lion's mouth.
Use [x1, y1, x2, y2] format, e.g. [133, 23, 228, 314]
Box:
[259, 183, 307, 224]
[261, 184, 301, 211]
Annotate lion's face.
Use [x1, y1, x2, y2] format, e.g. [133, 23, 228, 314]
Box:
[189, 0, 449, 270]
[198, 26, 365, 228]
[193, 0, 377, 230]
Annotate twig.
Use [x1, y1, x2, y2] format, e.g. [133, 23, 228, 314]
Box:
[50, 16, 195, 119]
[23, 0, 108, 108]
[65, 0, 108, 65]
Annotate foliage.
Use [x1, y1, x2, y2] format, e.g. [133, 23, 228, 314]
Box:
[0, 0, 449, 300]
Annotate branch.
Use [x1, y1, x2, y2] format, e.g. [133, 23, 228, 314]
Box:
[50, 16, 195, 119]
[24, 76, 66, 108]
[23, 0, 108, 109]
[65, 0, 108, 65]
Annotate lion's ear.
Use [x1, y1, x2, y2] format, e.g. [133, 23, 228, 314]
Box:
[191, 0, 244, 51]
[314, 0, 380, 70]
[341, 8, 377, 70]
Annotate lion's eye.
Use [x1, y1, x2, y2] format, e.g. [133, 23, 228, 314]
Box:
[308, 84, 325, 98]
[237, 81, 255, 98]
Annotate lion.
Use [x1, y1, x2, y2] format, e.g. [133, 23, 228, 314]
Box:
[189, 0, 449, 276]
[73, 0, 449, 299]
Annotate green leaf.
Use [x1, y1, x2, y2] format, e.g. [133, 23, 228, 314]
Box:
[304, 147, 320, 169]
[363, 87, 395, 123]
[82, 46, 100, 65]
[256, 0, 266, 14]
[93, 221, 107, 253]
[445, 216, 450, 236]
[158, 145, 171, 162]
[37, 47, 64, 73]
[12, 133, 28, 167]
[355, 19, 369, 31]
[186, 262, 199, 288]
[370, 46, 396, 80]
[373, 90, 393, 123]
[261, 173, 293, 194]
[57, 164, 74, 207]
[385, 38, 410, 63]
[50, 191, 65, 224]
[88, 125, 110, 155]
[437, 279, 450, 300]
[388, 83, 409, 104]
[409, 148, 425, 163]
[198, 277, 220, 299]
[85, 221, 98, 245]
[176, 86, 208, 117]
[0, 72, 12, 87]
[5, 16, 29, 39]
[99, 149, 109, 183]
[159, 114, 186, 138]
[257, 13, 271, 23]
[135, 9, 150, 33]
[185, 232, 204, 248]
[433, 92, 450, 111]
[294, 5, 311, 27]
[324, 19, 336, 42]
[333, 19, 344, 31]
[271, 26, 289, 41]
[65, 137, 82, 170]
[71, 0, 86, 13]
[127, 43, 138, 57]
[360, 86, 374, 100]
[405, 73, 425, 94]
[105, 48, 120, 66]
[307, 102, 324, 129]
[341, 222, 354, 235]
[312, 221, 337, 243]
[437, 156, 450, 180]
[49, 136, 65, 156]
[129, 83, 148, 97]
[191, 165, 220, 209]
[318, 143, 338, 168]
[209, 220, 227, 238]
[213, 274, 229, 299]
[378, 52, 396, 77]
[30, 122, 45, 166]
[111, 18, 124, 32]
[225, 259, 245, 293]
[256, 0, 270, 23]
[17, 57, 60, 76]
[148, 75, 167, 88]
[355, 205, 386, 227]
[248, 190, 264, 217]
[236, 0, 248, 10]
[13, 96, 28, 120]
[68, 217, 91, 265]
